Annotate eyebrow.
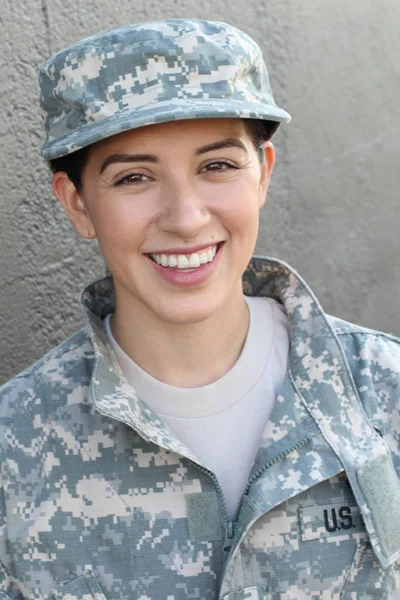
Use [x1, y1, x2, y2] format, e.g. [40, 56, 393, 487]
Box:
[100, 153, 158, 174]
[195, 138, 248, 155]
[99, 138, 247, 174]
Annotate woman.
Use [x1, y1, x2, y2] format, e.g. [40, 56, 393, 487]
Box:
[1, 18, 399, 600]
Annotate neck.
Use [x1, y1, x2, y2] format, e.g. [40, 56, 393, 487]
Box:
[111, 286, 250, 388]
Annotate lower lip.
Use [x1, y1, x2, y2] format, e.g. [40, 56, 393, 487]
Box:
[146, 245, 223, 287]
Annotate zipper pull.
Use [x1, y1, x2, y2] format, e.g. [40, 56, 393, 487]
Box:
[223, 520, 235, 554]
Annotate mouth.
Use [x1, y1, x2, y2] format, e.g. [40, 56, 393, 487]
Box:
[148, 243, 221, 270]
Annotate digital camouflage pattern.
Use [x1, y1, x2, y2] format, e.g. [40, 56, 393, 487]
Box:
[1, 256, 400, 599]
[39, 19, 291, 160]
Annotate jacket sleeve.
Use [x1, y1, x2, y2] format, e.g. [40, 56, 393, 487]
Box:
[339, 329, 400, 473]
[0, 459, 23, 600]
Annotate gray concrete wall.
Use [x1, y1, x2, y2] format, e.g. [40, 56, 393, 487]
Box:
[1, 0, 399, 384]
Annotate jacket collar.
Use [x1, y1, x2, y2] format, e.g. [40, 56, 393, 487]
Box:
[78, 255, 318, 462]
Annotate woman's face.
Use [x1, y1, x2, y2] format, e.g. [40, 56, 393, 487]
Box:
[55, 118, 275, 326]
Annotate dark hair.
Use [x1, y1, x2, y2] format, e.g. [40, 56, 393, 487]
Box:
[48, 119, 279, 192]
[48, 146, 90, 194]
[244, 119, 279, 161]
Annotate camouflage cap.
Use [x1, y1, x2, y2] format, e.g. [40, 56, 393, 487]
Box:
[39, 19, 291, 160]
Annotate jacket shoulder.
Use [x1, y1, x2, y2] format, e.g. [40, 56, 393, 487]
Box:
[327, 315, 400, 465]
[327, 313, 400, 345]
[327, 314, 400, 392]
[0, 329, 95, 417]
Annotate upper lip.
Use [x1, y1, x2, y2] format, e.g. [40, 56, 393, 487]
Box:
[146, 242, 222, 255]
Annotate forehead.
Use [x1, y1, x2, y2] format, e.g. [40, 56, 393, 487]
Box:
[88, 118, 249, 158]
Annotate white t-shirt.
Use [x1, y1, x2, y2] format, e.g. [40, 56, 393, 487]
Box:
[104, 296, 289, 519]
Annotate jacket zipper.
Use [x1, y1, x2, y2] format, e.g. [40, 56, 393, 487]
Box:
[223, 518, 235, 554]
[232, 434, 313, 523]
[193, 434, 313, 555]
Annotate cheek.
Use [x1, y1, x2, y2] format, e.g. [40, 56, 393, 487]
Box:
[91, 197, 154, 252]
[217, 184, 261, 236]
[96, 197, 154, 236]
[100, 215, 139, 254]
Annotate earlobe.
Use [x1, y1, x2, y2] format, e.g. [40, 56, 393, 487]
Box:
[258, 141, 275, 208]
[52, 172, 96, 239]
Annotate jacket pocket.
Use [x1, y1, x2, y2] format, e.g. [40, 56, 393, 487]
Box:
[53, 575, 107, 600]
[222, 586, 272, 600]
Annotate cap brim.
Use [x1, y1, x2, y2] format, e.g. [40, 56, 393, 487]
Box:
[41, 97, 291, 160]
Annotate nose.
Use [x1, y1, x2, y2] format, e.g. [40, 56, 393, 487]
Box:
[158, 178, 211, 239]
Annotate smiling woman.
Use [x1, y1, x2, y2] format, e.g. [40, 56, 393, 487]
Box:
[1, 18, 400, 600]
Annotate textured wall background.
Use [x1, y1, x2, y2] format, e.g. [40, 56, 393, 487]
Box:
[1, 0, 399, 384]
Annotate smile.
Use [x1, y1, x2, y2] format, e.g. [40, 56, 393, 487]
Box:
[150, 245, 218, 269]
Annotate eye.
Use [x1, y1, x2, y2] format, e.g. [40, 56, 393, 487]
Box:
[201, 160, 239, 173]
[114, 172, 152, 186]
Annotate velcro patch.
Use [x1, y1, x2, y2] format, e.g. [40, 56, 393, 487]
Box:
[299, 503, 365, 541]
[357, 454, 400, 562]
[185, 492, 222, 542]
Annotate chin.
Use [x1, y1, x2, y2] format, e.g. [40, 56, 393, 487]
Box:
[152, 299, 219, 326]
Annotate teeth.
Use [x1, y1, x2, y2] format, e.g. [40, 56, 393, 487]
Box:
[150, 244, 219, 270]
[189, 253, 201, 267]
[177, 255, 189, 268]
[168, 255, 177, 267]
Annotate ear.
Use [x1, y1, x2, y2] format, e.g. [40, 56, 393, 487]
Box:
[258, 141, 275, 209]
[52, 172, 96, 239]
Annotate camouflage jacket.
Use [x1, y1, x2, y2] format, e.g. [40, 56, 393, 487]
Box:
[1, 256, 400, 600]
